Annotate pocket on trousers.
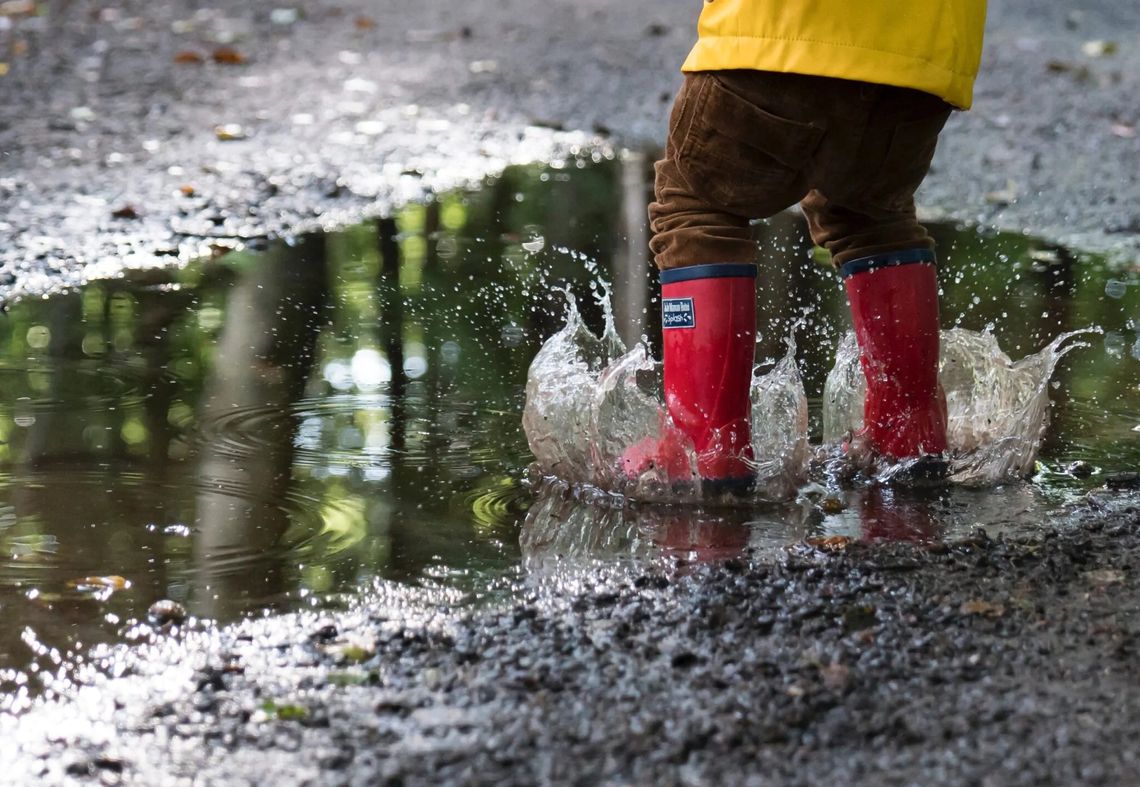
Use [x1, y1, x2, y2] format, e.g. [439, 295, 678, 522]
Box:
[865, 110, 951, 211]
[676, 75, 825, 211]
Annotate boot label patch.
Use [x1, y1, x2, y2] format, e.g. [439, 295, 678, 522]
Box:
[662, 298, 695, 329]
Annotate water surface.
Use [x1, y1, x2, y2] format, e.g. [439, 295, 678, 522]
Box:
[0, 155, 1137, 700]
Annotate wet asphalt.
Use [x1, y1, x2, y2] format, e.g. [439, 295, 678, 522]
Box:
[2, 0, 1140, 784]
[1, 0, 1138, 302]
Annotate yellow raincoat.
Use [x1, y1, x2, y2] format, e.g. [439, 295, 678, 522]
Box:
[682, 1, 987, 109]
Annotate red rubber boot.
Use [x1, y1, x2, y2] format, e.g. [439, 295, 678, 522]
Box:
[841, 250, 947, 459]
[660, 263, 757, 487]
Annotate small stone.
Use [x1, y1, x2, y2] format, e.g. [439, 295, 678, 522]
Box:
[148, 599, 187, 626]
[311, 622, 338, 642]
[806, 535, 853, 552]
[1065, 460, 1095, 478]
[670, 651, 698, 669]
[270, 8, 299, 26]
[214, 123, 248, 141]
[959, 599, 1004, 618]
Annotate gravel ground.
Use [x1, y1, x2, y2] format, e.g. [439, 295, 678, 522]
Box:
[2, 1, 1140, 784]
[2, 489, 1138, 785]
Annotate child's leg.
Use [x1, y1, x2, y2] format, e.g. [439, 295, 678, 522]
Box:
[636, 73, 817, 486]
[649, 72, 823, 270]
[800, 190, 935, 267]
[799, 96, 952, 459]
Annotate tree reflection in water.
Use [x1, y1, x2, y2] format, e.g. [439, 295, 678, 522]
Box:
[0, 156, 1135, 698]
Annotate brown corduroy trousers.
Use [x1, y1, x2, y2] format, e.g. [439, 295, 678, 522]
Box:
[650, 70, 954, 270]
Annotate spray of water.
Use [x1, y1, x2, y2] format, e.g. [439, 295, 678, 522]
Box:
[523, 288, 809, 501]
[823, 327, 1100, 485]
[525, 288, 1096, 499]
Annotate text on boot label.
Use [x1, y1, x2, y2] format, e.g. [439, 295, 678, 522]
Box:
[662, 298, 695, 329]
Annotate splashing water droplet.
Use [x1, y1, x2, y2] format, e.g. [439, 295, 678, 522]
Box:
[823, 327, 1101, 485]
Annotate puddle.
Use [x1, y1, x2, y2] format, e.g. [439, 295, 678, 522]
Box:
[0, 154, 1138, 701]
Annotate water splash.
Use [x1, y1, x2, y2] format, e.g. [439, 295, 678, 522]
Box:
[748, 338, 810, 499]
[823, 327, 1100, 485]
[523, 289, 810, 501]
[521, 288, 622, 485]
[527, 286, 1098, 497]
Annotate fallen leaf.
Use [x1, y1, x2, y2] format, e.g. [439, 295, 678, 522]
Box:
[11, 39, 26, 56]
[820, 663, 850, 691]
[327, 637, 376, 663]
[819, 495, 846, 514]
[211, 46, 247, 65]
[0, 0, 35, 16]
[327, 670, 372, 687]
[67, 575, 130, 591]
[959, 599, 1004, 618]
[179, 184, 197, 197]
[806, 535, 853, 552]
[276, 704, 307, 720]
[111, 205, 140, 220]
[173, 50, 204, 65]
[1084, 569, 1125, 586]
[354, 15, 376, 29]
[1110, 123, 1136, 139]
[1044, 60, 1093, 82]
[259, 700, 308, 721]
[0, 63, 8, 77]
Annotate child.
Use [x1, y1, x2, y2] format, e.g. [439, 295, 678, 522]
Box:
[642, 1, 987, 488]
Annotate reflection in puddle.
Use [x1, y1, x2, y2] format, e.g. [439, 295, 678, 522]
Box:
[520, 478, 1064, 568]
[520, 480, 805, 569]
[0, 155, 1137, 701]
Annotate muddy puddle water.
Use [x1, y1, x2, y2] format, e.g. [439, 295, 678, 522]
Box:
[1, 154, 1138, 702]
